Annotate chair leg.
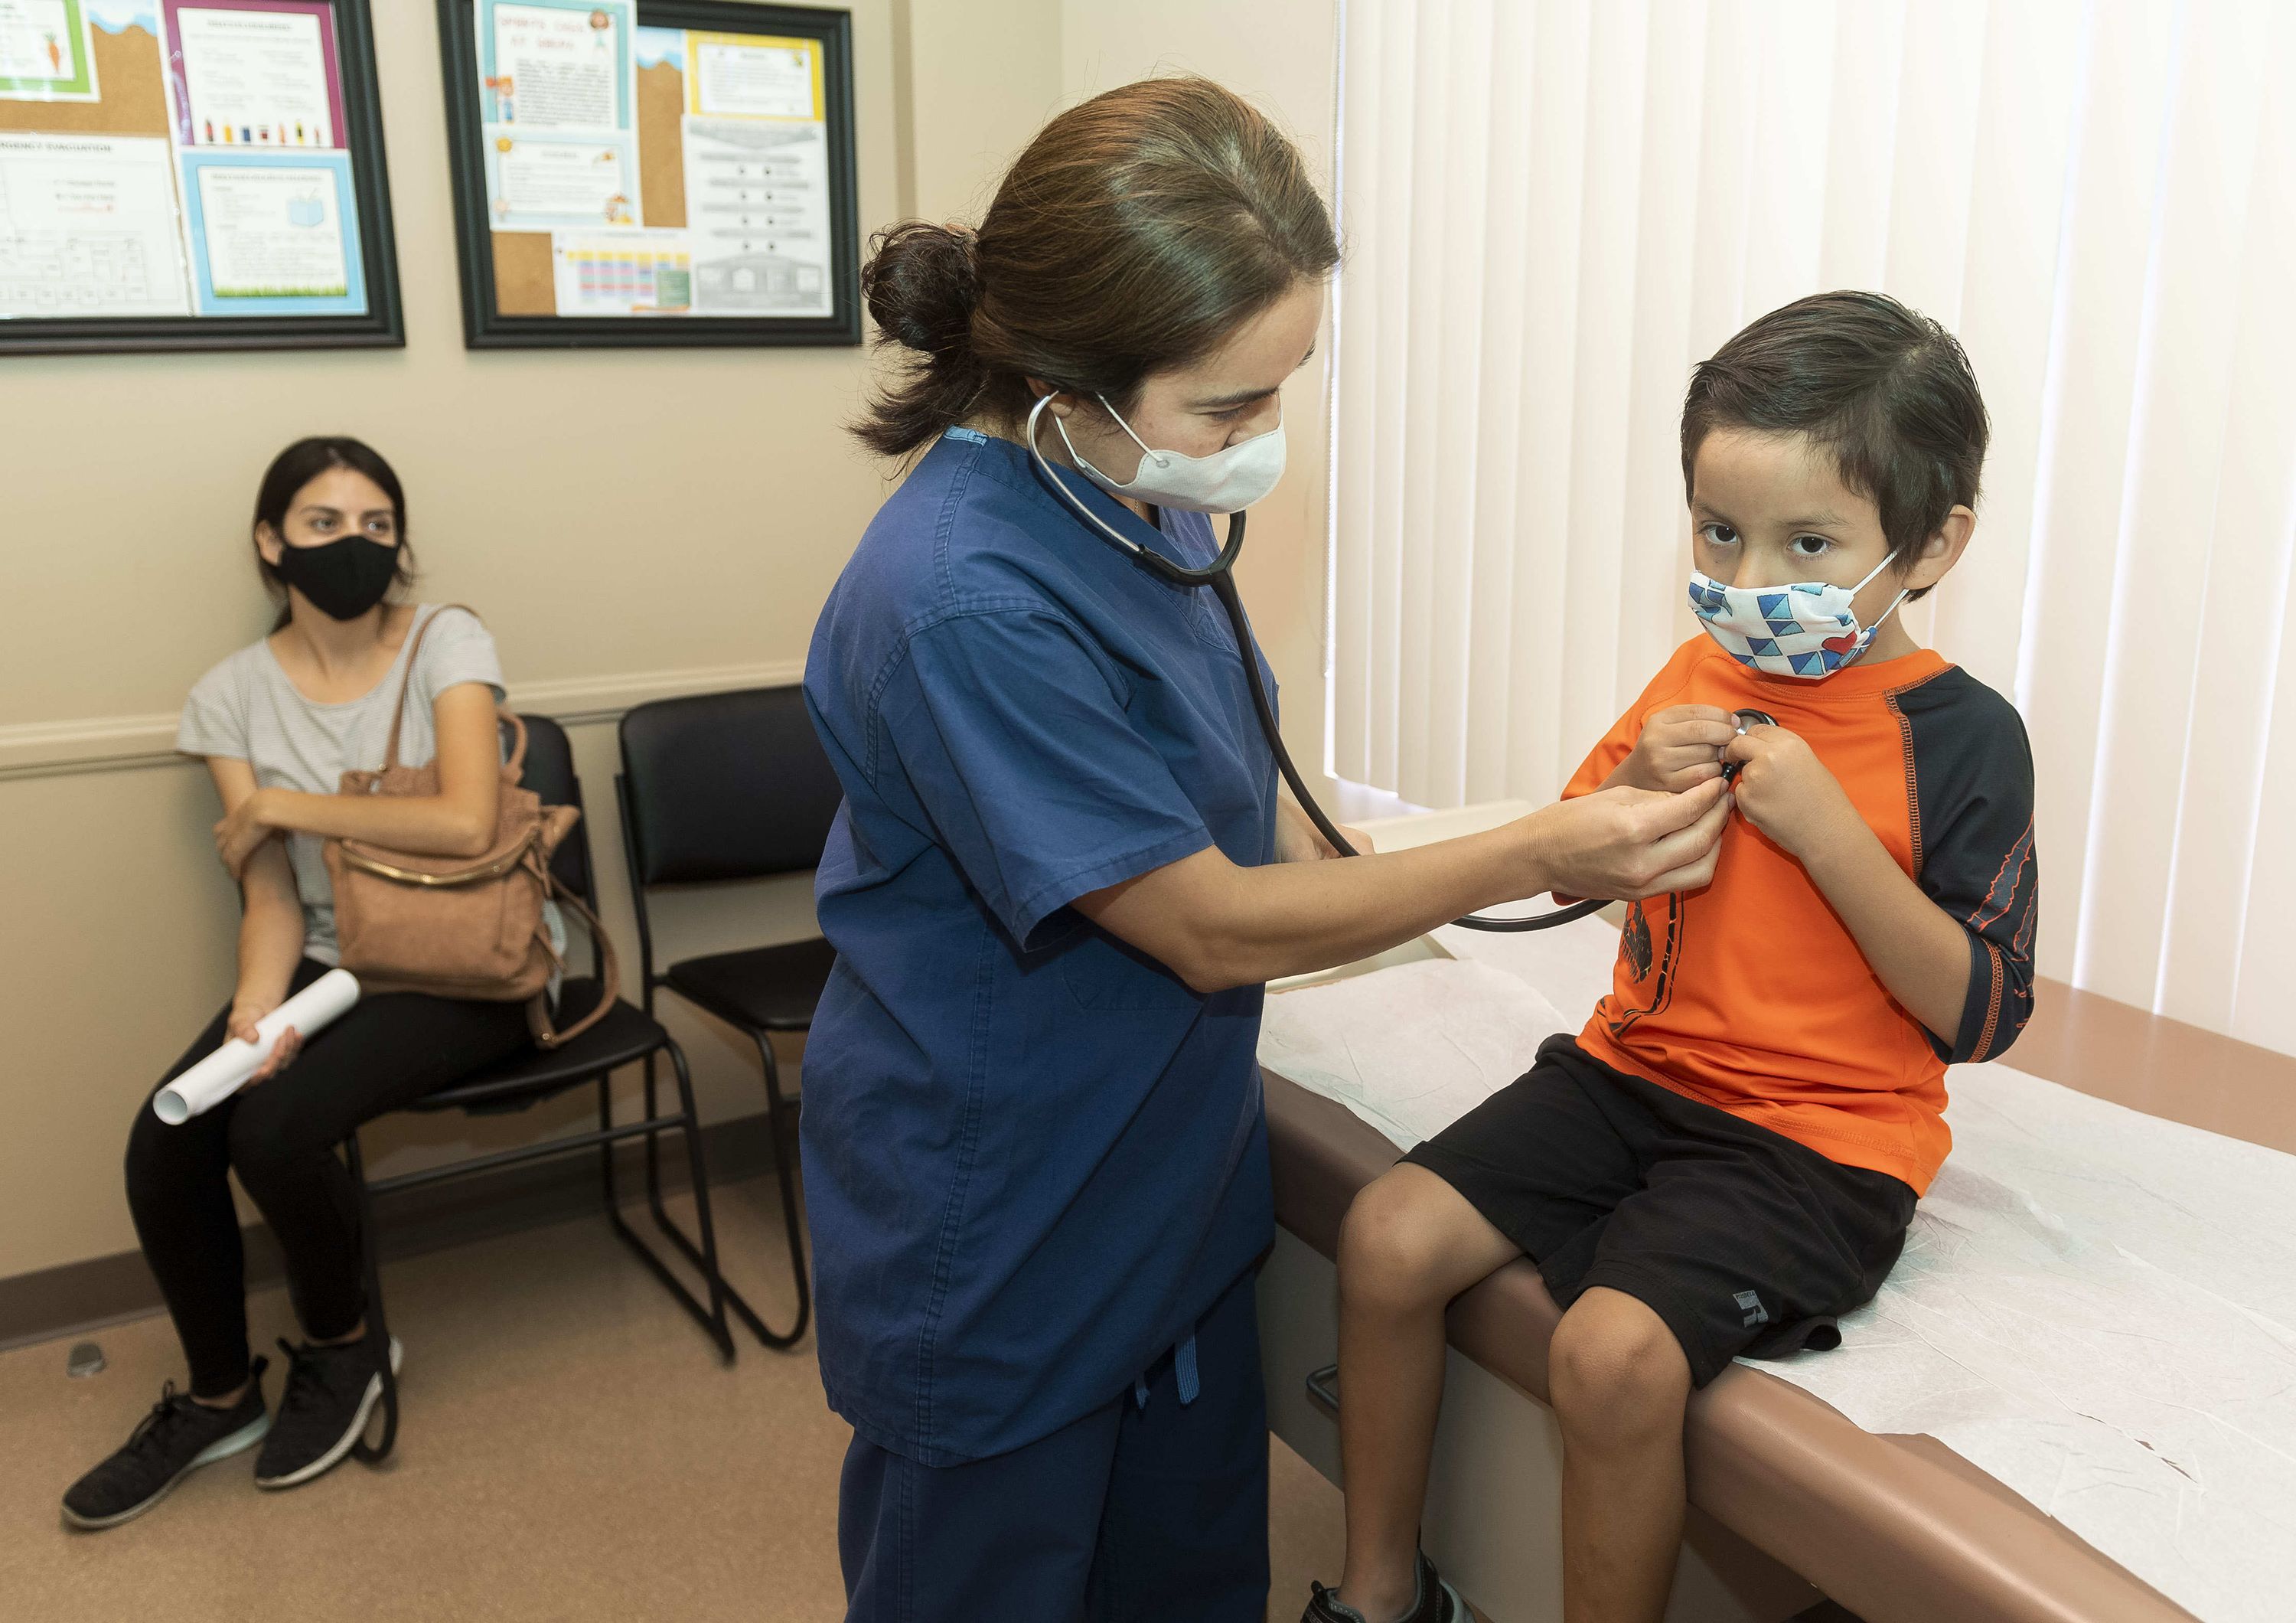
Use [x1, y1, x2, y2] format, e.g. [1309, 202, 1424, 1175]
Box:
[664, 1041, 734, 1357]
[752, 1034, 813, 1346]
[598, 1073, 619, 1214]
[344, 1132, 399, 1465]
[600, 1059, 735, 1363]
[634, 1031, 809, 1350]
[640, 1050, 666, 1219]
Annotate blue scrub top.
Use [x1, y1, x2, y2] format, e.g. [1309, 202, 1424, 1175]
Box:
[801, 427, 1279, 1467]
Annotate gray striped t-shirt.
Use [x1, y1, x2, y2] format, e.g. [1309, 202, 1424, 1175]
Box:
[176, 605, 509, 965]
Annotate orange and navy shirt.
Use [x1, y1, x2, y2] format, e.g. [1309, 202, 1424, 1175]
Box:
[1565, 636, 2037, 1195]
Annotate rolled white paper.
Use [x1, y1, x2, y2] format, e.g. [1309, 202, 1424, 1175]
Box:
[152, 969, 361, 1125]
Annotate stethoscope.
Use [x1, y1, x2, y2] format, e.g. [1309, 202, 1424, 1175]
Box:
[1025, 392, 1602, 932]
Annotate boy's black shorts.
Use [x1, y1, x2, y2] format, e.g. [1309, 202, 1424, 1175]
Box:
[1401, 1034, 1918, 1387]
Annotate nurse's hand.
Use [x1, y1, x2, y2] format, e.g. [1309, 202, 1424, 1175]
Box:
[1526, 777, 1730, 903]
[1075, 778, 1723, 994]
[1274, 798, 1372, 861]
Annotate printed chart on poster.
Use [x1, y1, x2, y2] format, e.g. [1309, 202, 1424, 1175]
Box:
[0, 0, 396, 350]
[439, 0, 856, 348]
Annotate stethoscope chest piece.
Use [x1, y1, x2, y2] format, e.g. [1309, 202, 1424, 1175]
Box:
[1720, 709, 1776, 784]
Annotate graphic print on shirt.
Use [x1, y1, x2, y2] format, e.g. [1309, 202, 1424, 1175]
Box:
[1969, 820, 2037, 947]
[1962, 818, 2036, 1059]
[1605, 893, 1681, 1040]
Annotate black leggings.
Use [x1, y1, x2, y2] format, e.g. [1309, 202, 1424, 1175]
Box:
[127, 957, 533, 1397]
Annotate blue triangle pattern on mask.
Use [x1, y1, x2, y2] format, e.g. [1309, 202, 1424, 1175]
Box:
[1820, 648, 1845, 671]
[1766, 619, 1802, 638]
[1791, 582, 1828, 595]
[1758, 593, 1789, 617]
[1746, 638, 1779, 656]
[1791, 651, 1825, 675]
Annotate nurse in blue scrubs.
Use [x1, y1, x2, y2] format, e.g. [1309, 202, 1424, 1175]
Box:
[802, 77, 1730, 1622]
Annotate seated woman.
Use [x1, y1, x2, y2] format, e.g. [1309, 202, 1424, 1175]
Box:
[64, 436, 541, 1530]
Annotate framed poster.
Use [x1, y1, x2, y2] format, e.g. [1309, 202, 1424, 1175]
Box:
[0, 0, 400, 352]
[436, 0, 857, 348]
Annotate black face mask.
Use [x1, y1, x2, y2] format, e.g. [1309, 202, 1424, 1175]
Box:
[272, 534, 401, 621]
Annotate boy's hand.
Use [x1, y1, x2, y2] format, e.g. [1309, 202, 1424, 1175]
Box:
[1616, 706, 1737, 792]
[1723, 723, 1861, 862]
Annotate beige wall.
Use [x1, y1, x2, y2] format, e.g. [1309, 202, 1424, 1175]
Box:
[901, 1, 1063, 224]
[0, 0, 1341, 1285]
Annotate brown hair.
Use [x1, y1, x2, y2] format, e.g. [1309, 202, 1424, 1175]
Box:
[1681, 291, 1989, 601]
[854, 77, 1338, 458]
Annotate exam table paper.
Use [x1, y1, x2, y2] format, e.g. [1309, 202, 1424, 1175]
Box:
[1261, 939, 2296, 1623]
[1257, 958, 1577, 1151]
[1756, 1063, 2296, 1623]
[1430, 913, 1622, 1019]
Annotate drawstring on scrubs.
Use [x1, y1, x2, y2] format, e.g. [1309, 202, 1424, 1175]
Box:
[1134, 1331, 1202, 1410]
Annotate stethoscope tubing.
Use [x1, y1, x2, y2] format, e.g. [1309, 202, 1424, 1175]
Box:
[1205, 568, 1606, 932]
[1025, 396, 1604, 932]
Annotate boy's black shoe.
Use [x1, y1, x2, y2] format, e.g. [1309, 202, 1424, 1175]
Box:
[60, 1357, 271, 1530]
[1303, 1552, 1467, 1622]
[253, 1331, 400, 1489]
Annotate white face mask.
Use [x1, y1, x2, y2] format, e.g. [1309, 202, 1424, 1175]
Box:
[1053, 394, 1287, 514]
[1688, 553, 1909, 679]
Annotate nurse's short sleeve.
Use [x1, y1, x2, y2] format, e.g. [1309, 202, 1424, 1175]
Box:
[177, 653, 249, 760]
[412, 606, 507, 711]
[882, 608, 1213, 949]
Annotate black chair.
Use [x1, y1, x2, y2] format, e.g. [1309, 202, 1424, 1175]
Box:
[344, 714, 737, 1466]
[616, 686, 843, 1351]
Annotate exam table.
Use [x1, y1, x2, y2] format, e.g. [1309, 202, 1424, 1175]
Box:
[1255, 806, 2288, 1623]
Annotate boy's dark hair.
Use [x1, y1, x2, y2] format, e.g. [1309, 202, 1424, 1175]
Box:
[1681, 291, 1988, 601]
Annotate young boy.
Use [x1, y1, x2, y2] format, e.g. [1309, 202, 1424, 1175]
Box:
[1303, 291, 2039, 1623]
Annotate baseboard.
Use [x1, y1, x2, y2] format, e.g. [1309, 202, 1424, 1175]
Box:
[0, 1109, 781, 1356]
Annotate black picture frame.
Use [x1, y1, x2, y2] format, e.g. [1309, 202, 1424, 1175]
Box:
[436, 0, 859, 350]
[0, 0, 403, 355]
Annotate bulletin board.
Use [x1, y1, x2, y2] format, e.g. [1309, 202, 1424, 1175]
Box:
[436, 0, 857, 348]
[0, 0, 402, 352]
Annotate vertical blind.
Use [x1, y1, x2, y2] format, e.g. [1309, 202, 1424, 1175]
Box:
[1328, 0, 2296, 1054]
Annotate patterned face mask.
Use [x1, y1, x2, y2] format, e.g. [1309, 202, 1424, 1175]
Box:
[1687, 554, 1908, 679]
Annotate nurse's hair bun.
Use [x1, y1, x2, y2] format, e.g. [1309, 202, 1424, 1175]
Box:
[853, 77, 1336, 460]
[863, 220, 980, 356]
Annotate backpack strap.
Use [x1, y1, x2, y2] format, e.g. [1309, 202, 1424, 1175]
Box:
[522, 867, 621, 1050]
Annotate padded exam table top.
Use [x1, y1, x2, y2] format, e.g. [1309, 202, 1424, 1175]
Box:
[1265, 1056, 2200, 1623]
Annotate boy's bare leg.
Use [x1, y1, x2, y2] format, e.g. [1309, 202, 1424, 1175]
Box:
[1333, 1166, 1521, 1621]
[1548, 1287, 1693, 1623]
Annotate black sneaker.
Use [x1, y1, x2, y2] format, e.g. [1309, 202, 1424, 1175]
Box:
[253, 1331, 401, 1489]
[1303, 1552, 1466, 1623]
[61, 1358, 271, 1530]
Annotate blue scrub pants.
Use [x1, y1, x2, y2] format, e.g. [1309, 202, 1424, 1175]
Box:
[837, 1265, 1269, 1622]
